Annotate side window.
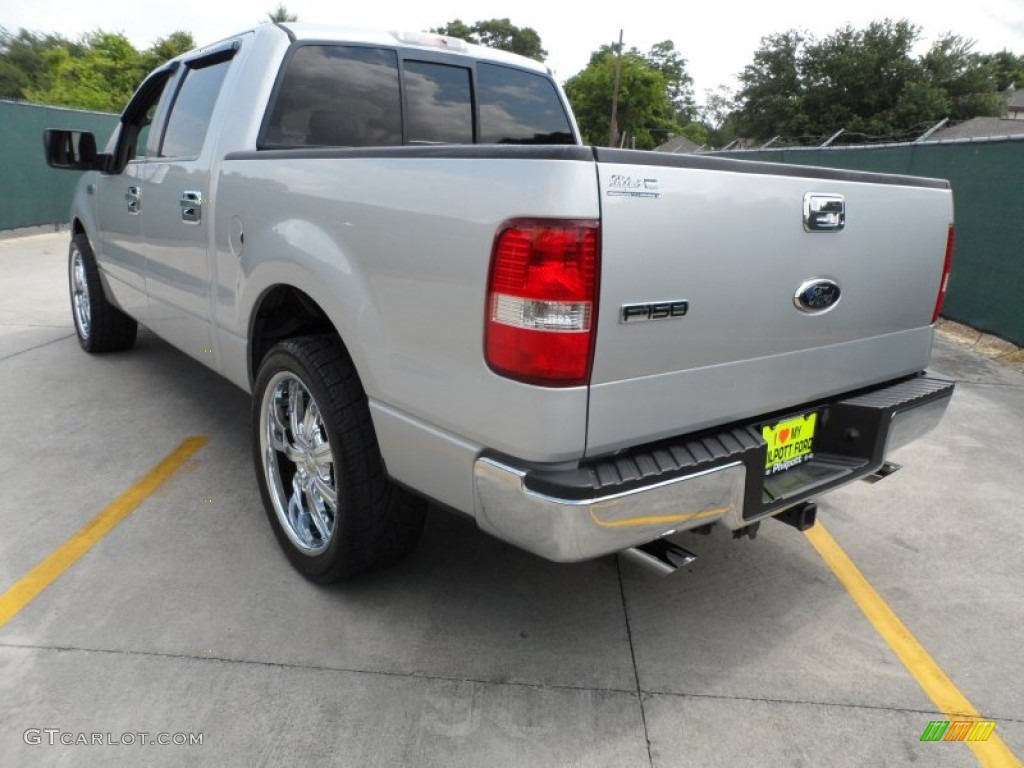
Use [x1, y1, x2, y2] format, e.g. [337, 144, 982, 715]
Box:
[129, 103, 160, 161]
[135, 102, 162, 159]
[403, 61, 472, 144]
[121, 74, 172, 163]
[477, 64, 574, 145]
[263, 46, 402, 148]
[143, 76, 180, 158]
[160, 60, 230, 158]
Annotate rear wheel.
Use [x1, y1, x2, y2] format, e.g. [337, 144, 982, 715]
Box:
[252, 335, 426, 582]
[69, 233, 137, 352]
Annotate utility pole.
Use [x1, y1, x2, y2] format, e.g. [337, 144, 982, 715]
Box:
[608, 29, 623, 148]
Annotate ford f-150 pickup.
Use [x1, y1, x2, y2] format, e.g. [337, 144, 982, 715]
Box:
[44, 23, 956, 581]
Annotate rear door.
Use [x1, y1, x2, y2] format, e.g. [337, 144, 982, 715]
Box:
[586, 150, 953, 456]
[140, 47, 235, 363]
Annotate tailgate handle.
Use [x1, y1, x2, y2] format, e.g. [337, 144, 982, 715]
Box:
[803, 193, 845, 232]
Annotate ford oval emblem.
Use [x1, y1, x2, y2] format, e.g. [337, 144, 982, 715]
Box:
[794, 278, 841, 313]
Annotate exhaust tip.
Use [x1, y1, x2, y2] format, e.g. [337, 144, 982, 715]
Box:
[622, 539, 697, 576]
[861, 461, 902, 484]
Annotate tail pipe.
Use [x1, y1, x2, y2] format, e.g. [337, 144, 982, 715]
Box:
[622, 540, 697, 576]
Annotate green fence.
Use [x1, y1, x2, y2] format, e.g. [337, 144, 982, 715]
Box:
[1, 100, 119, 232]
[714, 138, 1024, 346]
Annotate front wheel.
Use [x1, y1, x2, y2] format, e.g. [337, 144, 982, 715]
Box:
[252, 335, 426, 582]
[69, 233, 137, 353]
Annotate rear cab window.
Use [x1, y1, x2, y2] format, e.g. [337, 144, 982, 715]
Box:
[477, 63, 574, 145]
[403, 61, 473, 144]
[263, 46, 402, 147]
[260, 43, 575, 149]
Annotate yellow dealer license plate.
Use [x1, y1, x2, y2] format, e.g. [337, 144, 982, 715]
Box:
[763, 412, 817, 476]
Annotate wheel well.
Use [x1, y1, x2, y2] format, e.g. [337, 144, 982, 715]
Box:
[72, 219, 86, 236]
[249, 286, 336, 385]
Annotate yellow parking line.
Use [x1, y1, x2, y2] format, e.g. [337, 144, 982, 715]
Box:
[0, 436, 208, 629]
[805, 522, 1021, 768]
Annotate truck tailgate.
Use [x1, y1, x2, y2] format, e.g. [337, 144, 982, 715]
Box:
[587, 149, 953, 457]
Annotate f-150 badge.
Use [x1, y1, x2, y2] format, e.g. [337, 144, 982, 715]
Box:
[620, 300, 689, 323]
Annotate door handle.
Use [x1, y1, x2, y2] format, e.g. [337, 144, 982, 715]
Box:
[180, 191, 203, 224]
[125, 186, 141, 215]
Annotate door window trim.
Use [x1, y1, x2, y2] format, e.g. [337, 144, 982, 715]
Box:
[110, 63, 178, 173]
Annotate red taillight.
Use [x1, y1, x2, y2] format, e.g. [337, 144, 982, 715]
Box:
[485, 219, 600, 386]
[932, 225, 955, 323]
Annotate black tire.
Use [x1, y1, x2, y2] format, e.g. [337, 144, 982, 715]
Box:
[69, 233, 138, 353]
[251, 335, 426, 582]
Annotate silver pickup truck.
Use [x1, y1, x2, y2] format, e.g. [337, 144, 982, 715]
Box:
[44, 23, 955, 581]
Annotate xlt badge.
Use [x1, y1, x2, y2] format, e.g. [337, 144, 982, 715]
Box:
[620, 300, 689, 323]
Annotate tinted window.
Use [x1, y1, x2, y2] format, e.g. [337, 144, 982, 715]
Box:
[264, 46, 402, 147]
[403, 61, 472, 144]
[132, 99, 162, 160]
[161, 61, 230, 158]
[143, 75, 180, 158]
[477, 64, 574, 145]
[136, 118, 151, 158]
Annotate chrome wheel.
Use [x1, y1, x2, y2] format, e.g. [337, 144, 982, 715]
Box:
[70, 245, 91, 339]
[260, 371, 337, 554]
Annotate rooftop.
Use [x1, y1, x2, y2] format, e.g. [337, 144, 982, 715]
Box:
[654, 135, 700, 153]
[924, 117, 1024, 141]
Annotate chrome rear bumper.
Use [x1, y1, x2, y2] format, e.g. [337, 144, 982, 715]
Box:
[473, 373, 954, 563]
[475, 458, 746, 562]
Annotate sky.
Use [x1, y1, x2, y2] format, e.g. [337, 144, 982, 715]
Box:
[4, 0, 1024, 104]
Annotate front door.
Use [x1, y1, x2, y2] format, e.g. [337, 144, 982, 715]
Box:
[93, 75, 174, 321]
[94, 159, 147, 320]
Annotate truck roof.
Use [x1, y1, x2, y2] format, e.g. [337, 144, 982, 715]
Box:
[268, 23, 551, 76]
[184, 24, 551, 78]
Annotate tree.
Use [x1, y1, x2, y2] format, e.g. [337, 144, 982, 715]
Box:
[23, 30, 193, 112]
[564, 40, 704, 149]
[732, 19, 1006, 144]
[674, 121, 708, 146]
[140, 31, 195, 74]
[431, 18, 546, 61]
[921, 34, 1003, 121]
[734, 30, 804, 140]
[647, 40, 696, 123]
[267, 5, 298, 23]
[980, 50, 1024, 91]
[699, 85, 739, 147]
[799, 20, 936, 137]
[0, 27, 78, 100]
[26, 31, 144, 112]
[564, 45, 679, 149]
